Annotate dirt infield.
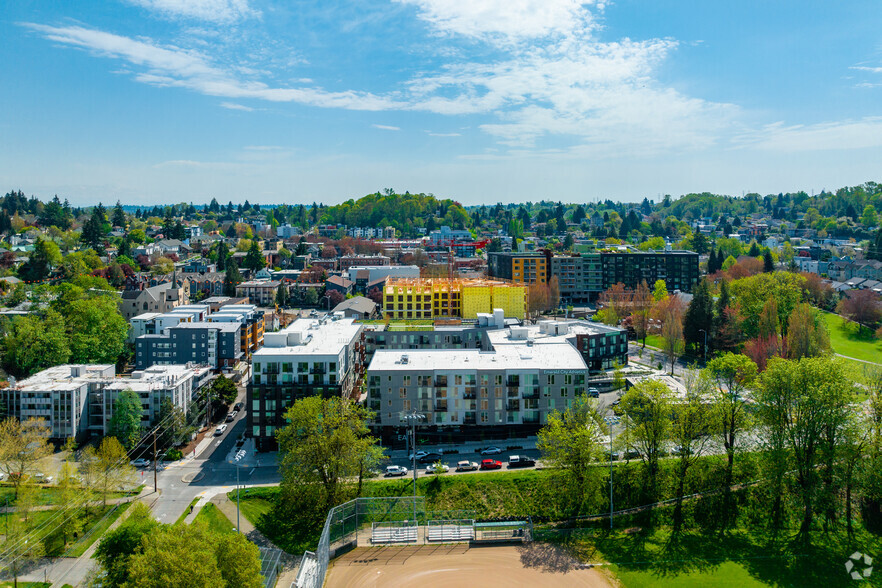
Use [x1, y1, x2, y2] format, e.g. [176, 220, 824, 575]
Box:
[325, 543, 614, 587]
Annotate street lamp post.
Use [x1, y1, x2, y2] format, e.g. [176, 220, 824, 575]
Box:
[698, 329, 707, 362]
[401, 410, 425, 524]
[232, 449, 247, 533]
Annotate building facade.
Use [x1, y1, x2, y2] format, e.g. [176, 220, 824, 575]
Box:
[366, 320, 621, 444]
[487, 252, 548, 285]
[247, 316, 366, 451]
[382, 278, 526, 320]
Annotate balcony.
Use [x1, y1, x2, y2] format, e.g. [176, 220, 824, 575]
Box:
[310, 367, 326, 375]
[434, 402, 448, 411]
[463, 415, 477, 425]
[522, 387, 540, 400]
[507, 386, 520, 397]
[463, 388, 477, 400]
[522, 414, 541, 424]
[434, 378, 448, 387]
[506, 401, 520, 411]
[506, 379, 520, 388]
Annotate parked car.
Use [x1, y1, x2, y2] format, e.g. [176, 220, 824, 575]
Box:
[507, 455, 535, 468]
[480, 446, 503, 455]
[480, 459, 503, 470]
[455, 460, 479, 472]
[234, 402, 244, 412]
[34, 472, 53, 484]
[624, 448, 640, 460]
[425, 463, 449, 474]
[587, 387, 600, 398]
[225, 413, 235, 423]
[408, 450, 430, 461]
[417, 452, 444, 464]
[605, 450, 620, 461]
[214, 424, 228, 436]
[384, 465, 408, 477]
[130, 458, 150, 468]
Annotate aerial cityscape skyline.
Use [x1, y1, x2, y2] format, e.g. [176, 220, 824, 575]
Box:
[2, 0, 882, 205]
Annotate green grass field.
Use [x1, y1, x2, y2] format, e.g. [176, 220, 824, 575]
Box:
[822, 311, 882, 364]
[193, 502, 235, 534]
[63, 501, 131, 557]
[175, 497, 201, 525]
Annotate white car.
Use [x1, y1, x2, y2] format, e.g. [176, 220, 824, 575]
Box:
[384, 465, 408, 477]
[34, 472, 53, 484]
[408, 450, 430, 461]
[130, 458, 150, 468]
[480, 446, 503, 455]
[214, 424, 228, 436]
[425, 463, 449, 474]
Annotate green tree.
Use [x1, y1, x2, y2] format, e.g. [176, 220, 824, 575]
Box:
[0, 310, 70, 377]
[156, 397, 188, 450]
[109, 390, 143, 451]
[0, 418, 52, 498]
[112, 201, 127, 227]
[762, 249, 774, 272]
[211, 375, 238, 405]
[706, 352, 757, 526]
[861, 204, 878, 228]
[122, 523, 261, 588]
[619, 379, 674, 501]
[670, 369, 711, 531]
[682, 278, 713, 357]
[276, 283, 288, 307]
[244, 240, 266, 271]
[215, 241, 229, 270]
[730, 271, 805, 338]
[786, 302, 831, 360]
[277, 396, 384, 509]
[652, 279, 668, 301]
[5, 508, 46, 586]
[18, 237, 62, 281]
[96, 502, 160, 587]
[536, 394, 605, 509]
[756, 357, 857, 544]
[65, 296, 129, 364]
[87, 436, 136, 505]
[223, 258, 243, 297]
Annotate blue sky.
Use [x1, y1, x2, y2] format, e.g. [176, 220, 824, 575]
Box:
[2, 0, 881, 206]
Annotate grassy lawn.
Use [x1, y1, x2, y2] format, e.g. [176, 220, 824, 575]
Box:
[193, 502, 235, 534]
[822, 311, 882, 363]
[175, 497, 201, 525]
[0, 485, 133, 507]
[0, 503, 127, 557]
[0, 583, 51, 587]
[548, 520, 882, 588]
[64, 501, 131, 557]
[232, 492, 272, 526]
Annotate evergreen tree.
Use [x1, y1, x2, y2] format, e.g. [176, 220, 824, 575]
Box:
[244, 240, 266, 271]
[216, 241, 229, 271]
[868, 228, 882, 261]
[276, 284, 288, 307]
[683, 278, 714, 357]
[707, 248, 719, 274]
[223, 258, 243, 297]
[748, 241, 761, 257]
[763, 250, 775, 272]
[713, 279, 735, 351]
[112, 201, 126, 228]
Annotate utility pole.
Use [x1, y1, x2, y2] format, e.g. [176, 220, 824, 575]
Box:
[152, 428, 158, 493]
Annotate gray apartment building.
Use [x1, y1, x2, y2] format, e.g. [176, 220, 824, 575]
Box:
[365, 320, 624, 444]
[135, 321, 242, 370]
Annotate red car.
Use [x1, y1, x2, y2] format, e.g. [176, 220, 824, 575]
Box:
[480, 459, 502, 470]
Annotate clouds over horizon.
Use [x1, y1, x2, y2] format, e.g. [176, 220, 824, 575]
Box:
[18, 1, 882, 162]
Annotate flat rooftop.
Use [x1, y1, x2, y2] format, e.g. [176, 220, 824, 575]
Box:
[253, 317, 362, 358]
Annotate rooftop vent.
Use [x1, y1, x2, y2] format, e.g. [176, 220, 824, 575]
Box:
[400, 354, 409, 364]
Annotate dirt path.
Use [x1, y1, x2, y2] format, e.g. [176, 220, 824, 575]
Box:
[325, 544, 614, 587]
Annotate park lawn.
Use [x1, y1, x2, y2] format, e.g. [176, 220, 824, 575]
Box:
[64, 501, 131, 557]
[0, 485, 132, 507]
[553, 522, 882, 588]
[1, 503, 125, 556]
[234, 493, 272, 526]
[822, 311, 882, 363]
[175, 497, 201, 525]
[610, 561, 766, 588]
[193, 502, 235, 534]
[643, 334, 665, 349]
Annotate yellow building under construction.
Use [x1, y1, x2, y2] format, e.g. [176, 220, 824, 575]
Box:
[383, 278, 525, 320]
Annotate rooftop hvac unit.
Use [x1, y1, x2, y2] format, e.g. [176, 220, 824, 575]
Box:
[401, 354, 409, 364]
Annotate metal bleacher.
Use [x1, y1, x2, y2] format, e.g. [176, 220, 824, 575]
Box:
[370, 523, 419, 544]
[426, 520, 476, 542]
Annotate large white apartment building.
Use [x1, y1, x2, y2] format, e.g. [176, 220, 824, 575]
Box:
[0, 364, 211, 440]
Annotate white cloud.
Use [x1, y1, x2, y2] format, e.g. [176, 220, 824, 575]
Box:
[736, 117, 882, 152]
[851, 65, 882, 74]
[125, 0, 258, 24]
[394, 0, 602, 42]
[23, 24, 404, 111]
[426, 131, 461, 137]
[220, 101, 253, 111]
[372, 124, 401, 131]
